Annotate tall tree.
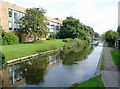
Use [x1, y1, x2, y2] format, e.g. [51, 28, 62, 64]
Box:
[59, 16, 93, 42]
[19, 8, 48, 43]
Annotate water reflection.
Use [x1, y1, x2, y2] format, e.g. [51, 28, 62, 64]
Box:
[9, 64, 23, 85]
[60, 46, 93, 65]
[1, 52, 62, 87]
[1, 41, 103, 87]
[21, 56, 48, 85]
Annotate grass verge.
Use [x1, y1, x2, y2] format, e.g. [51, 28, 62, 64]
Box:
[75, 75, 105, 88]
[2, 39, 65, 62]
[111, 49, 120, 70]
[100, 54, 104, 70]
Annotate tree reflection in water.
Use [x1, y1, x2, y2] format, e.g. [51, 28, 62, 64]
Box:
[60, 45, 94, 65]
[21, 55, 48, 85]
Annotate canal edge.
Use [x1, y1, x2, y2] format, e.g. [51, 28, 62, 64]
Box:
[5, 48, 63, 65]
[94, 46, 103, 75]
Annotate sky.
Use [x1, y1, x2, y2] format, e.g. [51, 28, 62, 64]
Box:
[4, 0, 119, 34]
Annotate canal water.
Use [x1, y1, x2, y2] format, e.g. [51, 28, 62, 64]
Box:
[1, 41, 103, 87]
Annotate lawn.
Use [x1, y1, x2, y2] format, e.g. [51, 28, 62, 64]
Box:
[2, 39, 65, 62]
[76, 75, 105, 88]
[111, 49, 120, 70]
[100, 54, 104, 70]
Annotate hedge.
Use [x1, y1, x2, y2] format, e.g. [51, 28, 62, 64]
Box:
[2, 31, 19, 45]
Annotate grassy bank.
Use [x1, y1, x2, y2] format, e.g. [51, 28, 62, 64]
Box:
[100, 54, 104, 70]
[76, 75, 104, 88]
[111, 50, 120, 70]
[2, 39, 65, 62]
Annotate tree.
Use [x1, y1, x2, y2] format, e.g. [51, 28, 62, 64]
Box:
[59, 16, 92, 42]
[104, 30, 118, 47]
[19, 8, 48, 43]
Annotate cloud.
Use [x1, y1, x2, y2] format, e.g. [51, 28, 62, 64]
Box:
[4, 0, 118, 34]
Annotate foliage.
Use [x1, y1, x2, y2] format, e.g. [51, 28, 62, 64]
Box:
[63, 38, 88, 50]
[1, 30, 19, 45]
[104, 30, 118, 47]
[74, 38, 88, 46]
[19, 8, 48, 43]
[59, 16, 93, 42]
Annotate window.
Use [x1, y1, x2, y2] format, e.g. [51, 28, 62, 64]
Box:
[56, 26, 59, 30]
[14, 10, 17, 19]
[9, 22, 12, 30]
[19, 12, 23, 18]
[9, 8, 12, 17]
[17, 11, 20, 19]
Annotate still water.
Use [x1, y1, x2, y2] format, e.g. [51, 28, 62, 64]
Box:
[2, 41, 103, 87]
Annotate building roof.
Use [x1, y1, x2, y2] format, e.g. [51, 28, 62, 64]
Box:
[45, 16, 62, 24]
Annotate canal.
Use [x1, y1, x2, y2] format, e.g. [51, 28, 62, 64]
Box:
[1, 41, 103, 87]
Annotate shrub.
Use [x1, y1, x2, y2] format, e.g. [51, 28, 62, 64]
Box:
[2, 31, 19, 45]
[74, 38, 88, 47]
[63, 38, 88, 50]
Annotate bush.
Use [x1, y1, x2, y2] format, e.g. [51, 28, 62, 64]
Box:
[74, 38, 88, 47]
[2, 32, 19, 45]
[62, 38, 73, 42]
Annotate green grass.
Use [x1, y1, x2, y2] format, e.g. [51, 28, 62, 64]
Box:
[76, 75, 105, 88]
[2, 39, 65, 62]
[100, 54, 104, 70]
[111, 50, 120, 70]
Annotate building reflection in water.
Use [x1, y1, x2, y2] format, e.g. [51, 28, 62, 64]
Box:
[9, 64, 23, 85]
[1, 52, 62, 87]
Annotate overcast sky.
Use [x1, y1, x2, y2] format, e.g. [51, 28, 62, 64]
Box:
[4, 0, 119, 34]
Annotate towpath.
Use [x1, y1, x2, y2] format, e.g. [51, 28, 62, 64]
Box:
[101, 43, 119, 88]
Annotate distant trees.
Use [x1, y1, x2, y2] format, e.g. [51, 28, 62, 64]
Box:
[104, 30, 118, 47]
[19, 8, 48, 43]
[59, 16, 94, 42]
